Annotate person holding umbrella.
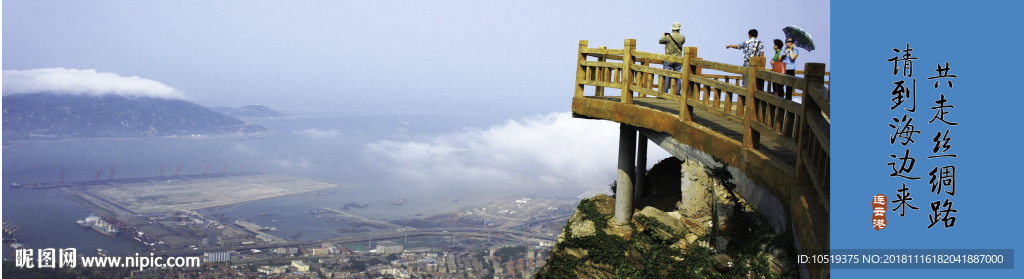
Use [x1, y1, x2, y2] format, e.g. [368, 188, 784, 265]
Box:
[780, 26, 815, 100]
[780, 37, 799, 100]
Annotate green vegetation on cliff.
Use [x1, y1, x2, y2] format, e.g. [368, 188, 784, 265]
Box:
[537, 196, 723, 278]
[538, 157, 795, 278]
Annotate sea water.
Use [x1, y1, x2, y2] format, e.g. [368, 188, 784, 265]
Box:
[2, 112, 511, 256]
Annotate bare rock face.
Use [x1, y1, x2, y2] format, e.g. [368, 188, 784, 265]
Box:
[568, 219, 596, 238]
[679, 158, 713, 220]
[554, 194, 616, 248]
[636, 206, 687, 240]
[590, 194, 616, 216]
[563, 248, 588, 258]
[574, 263, 615, 278]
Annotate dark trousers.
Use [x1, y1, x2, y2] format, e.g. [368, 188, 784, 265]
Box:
[784, 69, 795, 100]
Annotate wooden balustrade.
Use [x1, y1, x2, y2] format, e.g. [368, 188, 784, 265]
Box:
[575, 39, 830, 278]
[575, 40, 827, 167]
[796, 63, 831, 210]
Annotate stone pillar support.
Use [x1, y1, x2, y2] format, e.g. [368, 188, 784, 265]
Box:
[615, 124, 637, 224]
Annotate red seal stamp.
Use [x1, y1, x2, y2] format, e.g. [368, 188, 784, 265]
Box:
[872, 194, 887, 231]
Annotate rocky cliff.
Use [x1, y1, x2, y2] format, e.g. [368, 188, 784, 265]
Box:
[537, 157, 796, 278]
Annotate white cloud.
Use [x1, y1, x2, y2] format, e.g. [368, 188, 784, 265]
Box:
[2, 68, 184, 99]
[293, 128, 342, 139]
[365, 112, 671, 197]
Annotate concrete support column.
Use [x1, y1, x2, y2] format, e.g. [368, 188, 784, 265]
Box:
[615, 124, 637, 224]
[634, 134, 648, 199]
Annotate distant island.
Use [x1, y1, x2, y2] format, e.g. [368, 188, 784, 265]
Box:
[2, 93, 267, 142]
[211, 104, 286, 119]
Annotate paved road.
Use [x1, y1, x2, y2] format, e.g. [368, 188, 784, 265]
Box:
[153, 227, 556, 257]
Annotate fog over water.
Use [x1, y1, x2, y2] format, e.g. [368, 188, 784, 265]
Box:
[2, 111, 671, 253]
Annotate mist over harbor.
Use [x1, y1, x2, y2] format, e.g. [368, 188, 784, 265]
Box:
[3, 110, 670, 200]
[2, 108, 671, 255]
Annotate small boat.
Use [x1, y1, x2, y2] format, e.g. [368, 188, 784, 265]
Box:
[344, 202, 369, 208]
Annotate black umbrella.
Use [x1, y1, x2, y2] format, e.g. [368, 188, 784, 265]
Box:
[782, 26, 815, 52]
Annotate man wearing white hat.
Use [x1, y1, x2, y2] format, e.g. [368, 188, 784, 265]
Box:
[659, 22, 685, 96]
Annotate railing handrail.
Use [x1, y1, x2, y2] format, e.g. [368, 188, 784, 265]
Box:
[581, 47, 830, 88]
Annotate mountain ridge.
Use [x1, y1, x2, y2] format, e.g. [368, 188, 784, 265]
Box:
[2, 93, 266, 142]
[210, 104, 286, 119]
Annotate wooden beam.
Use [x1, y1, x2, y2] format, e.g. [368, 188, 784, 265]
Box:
[757, 70, 804, 89]
[750, 121, 798, 152]
[580, 60, 623, 69]
[690, 76, 747, 97]
[753, 90, 802, 114]
[632, 86, 681, 102]
[692, 59, 748, 75]
[806, 82, 831, 116]
[580, 80, 623, 89]
[805, 113, 831, 156]
[581, 47, 622, 56]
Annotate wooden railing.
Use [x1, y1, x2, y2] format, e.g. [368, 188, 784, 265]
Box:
[575, 39, 830, 278]
[576, 40, 829, 169]
[793, 63, 831, 208]
[699, 71, 829, 91]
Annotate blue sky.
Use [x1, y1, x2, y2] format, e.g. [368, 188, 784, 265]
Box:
[3, 0, 830, 116]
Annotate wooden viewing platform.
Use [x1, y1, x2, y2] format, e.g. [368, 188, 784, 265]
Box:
[573, 39, 830, 278]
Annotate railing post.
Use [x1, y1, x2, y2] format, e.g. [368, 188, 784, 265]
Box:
[743, 56, 766, 149]
[679, 47, 697, 121]
[794, 62, 828, 279]
[795, 63, 827, 188]
[596, 46, 607, 97]
[639, 59, 650, 98]
[576, 40, 588, 98]
[621, 39, 636, 105]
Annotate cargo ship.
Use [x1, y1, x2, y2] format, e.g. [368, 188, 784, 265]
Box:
[77, 214, 119, 236]
[3, 222, 26, 251]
